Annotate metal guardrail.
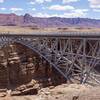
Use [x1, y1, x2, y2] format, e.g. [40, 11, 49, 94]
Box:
[0, 32, 100, 37]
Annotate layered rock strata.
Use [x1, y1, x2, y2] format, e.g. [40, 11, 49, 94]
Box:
[0, 43, 65, 96]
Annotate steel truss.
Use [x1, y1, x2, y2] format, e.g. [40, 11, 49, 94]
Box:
[0, 34, 100, 85]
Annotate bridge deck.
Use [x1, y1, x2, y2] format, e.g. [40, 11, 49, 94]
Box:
[0, 32, 100, 37]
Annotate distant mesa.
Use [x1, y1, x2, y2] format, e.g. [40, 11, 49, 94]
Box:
[0, 13, 100, 28]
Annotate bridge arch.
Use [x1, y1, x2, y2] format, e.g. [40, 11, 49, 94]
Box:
[0, 40, 67, 89]
[0, 39, 67, 77]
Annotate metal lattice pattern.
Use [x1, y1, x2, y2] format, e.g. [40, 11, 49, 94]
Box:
[0, 35, 100, 86]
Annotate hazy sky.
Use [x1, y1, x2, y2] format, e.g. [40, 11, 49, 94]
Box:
[0, 0, 100, 19]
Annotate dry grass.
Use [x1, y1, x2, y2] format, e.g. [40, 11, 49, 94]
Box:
[0, 26, 37, 34]
[0, 26, 100, 34]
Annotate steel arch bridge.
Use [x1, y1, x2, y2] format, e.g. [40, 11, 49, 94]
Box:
[1, 32, 100, 86]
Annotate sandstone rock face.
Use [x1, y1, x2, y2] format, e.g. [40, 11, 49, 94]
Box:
[0, 51, 8, 89]
[7, 44, 36, 86]
[0, 43, 66, 96]
[0, 44, 36, 89]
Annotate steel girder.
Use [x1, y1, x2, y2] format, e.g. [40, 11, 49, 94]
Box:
[0, 35, 100, 85]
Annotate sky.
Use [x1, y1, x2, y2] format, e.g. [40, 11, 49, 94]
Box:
[0, 0, 100, 19]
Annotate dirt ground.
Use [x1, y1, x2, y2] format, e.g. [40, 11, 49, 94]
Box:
[0, 26, 100, 34]
[0, 84, 100, 100]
